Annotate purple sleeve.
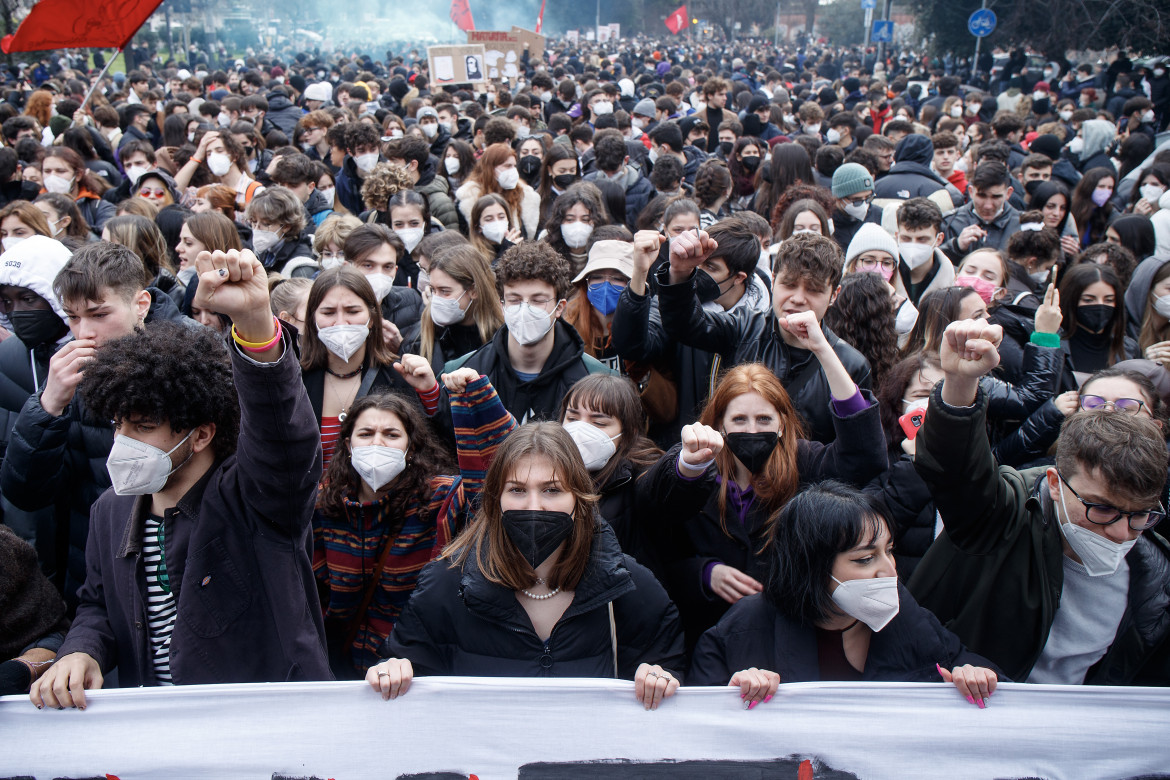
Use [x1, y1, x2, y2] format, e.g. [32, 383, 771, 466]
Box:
[830, 386, 869, 417]
[703, 561, 720, 592]
[675, 456, 709, 481]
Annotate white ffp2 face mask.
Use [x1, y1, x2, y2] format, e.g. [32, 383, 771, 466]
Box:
[429, 290, 468, 327]
[396, 227, 424, 253]
[107, 430, 195, 496]
[842, 201, 869, 221]
[561, 221, 592, 248]
[504, 302, 555, 346]
[364, 273, 394, 303]
[563, 420, 619, 472]
[207, 152, 232, 177]
[1056, 478, 1137, 576]
[898, 242, 934, 270]
[350, 444, 407, 493]
[481, 219, 509, 244]
[830, 575, 900, 631]
[317, 323, 369, 362]
[251, 228, 282, 256]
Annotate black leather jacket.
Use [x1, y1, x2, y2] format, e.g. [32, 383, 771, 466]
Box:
[654, 264, 871, 443]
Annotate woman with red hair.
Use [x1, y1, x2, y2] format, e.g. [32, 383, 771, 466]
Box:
[454, 143, 541, 239]
[641, 315, 888, 650]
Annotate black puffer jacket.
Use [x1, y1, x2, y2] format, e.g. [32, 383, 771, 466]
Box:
[689, 585, 999, 684]
[0, 290, 189, 610]
[641, 395, 887, 649]
[265, 91, 304, 136]
[873, 134, 955, 204]
[383, 520, 685, 680]
[381, 286, 423, 351]
[654, 264, 872, 443]
[595, 459, 663, 581]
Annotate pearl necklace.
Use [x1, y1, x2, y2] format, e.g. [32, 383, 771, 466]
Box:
[519, 577, 560, 600]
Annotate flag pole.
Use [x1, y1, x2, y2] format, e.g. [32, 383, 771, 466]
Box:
[80, 48, 120, 111]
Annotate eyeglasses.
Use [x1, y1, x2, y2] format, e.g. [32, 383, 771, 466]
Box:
[842, 194, 873, 207]
[1079, 394, 1146, 415]
[319, 251, 345, 262]
[1057, 471, 1164, 531]
[855, 256, 896, 272]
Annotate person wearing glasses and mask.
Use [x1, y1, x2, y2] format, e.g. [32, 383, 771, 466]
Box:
[910, 318, 1170, 686]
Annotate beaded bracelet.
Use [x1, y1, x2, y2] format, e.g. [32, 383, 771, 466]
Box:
[232, 316, 282, 352]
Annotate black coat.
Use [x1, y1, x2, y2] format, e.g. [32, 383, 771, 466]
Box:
[654, 264, 872, 443]
[54, 331, 331, 686]
[381, 286, 423, 350]
[688, 585, 998, 684]
[441, 320, 613, 425]
[0, 290, 189, 610]
[404, 322, 486, 372]
[383, 521, 685, 680]
[641, 396, 887, 649]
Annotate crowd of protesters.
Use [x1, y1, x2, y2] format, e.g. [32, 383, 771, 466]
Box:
[0, 32, 1168, 714]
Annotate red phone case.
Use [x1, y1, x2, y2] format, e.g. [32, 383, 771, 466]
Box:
[899, 410, 925, 440]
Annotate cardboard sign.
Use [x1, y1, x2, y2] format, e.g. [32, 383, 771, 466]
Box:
[566, 29, 579, 45]
[511, 26, 546, 59]
[609, 23, 621, 40]
[427, 44, 487, 86]
[467, 30, 526, 81]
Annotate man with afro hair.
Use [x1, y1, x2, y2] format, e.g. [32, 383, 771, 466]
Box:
[30, 249, 331, 708]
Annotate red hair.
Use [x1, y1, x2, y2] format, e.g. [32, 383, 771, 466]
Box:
[468, 143, 525, 226]
[699, 363, 803, 536]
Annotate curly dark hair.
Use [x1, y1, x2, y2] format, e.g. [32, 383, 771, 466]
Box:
[497, 240, 571, 300]
[79, 322, 240, 460]
[316, 392, 455, 519]
[769, 183, 837, 234]
[823, 272, 899, 388]
[876, 351, 941, 447]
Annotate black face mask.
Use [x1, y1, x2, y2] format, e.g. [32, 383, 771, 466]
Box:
[1077, 304, 1114, 335]
[694, 269, 733, 304]
[692, 137, 707, 152]
[501, 510, 575, 569]
[740, 155, 761, 172]
[724, 432, 779, 474]
[1024, 178, 1046, 197]
[518, 154, 541, 181]
[719, 140, 734, 156]
[552, 173, 578, 190]
[9, 309, 66, 347]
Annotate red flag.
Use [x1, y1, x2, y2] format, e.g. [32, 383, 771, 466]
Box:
[450, 0, 475, 33]
[665, 4, 688, 35]
[2, 0, 163, 53]
[535, 0, 547, 35]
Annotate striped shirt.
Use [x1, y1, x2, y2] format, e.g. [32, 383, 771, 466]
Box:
[321, 416, 342, 470]
[143, 515, 177, 685]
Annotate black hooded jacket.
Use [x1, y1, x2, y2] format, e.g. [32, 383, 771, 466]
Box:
[0, 290, 191, 611]
[383, 520, 685, 680]
[873, 134, 954, 203]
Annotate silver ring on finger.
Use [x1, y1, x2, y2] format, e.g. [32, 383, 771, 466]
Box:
[647, 670, 658, 678]
[377, 672, 389, 678]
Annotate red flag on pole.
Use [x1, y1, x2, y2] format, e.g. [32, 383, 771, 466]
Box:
[450, 0, 476, 33]
[535, 0, 547, 35]
[2, 0, 163, 53]
[665, 4, 688, 35]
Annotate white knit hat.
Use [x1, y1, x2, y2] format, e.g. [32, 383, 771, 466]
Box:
[844, 222, 899, 272]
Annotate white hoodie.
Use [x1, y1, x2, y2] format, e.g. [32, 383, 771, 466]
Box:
[0, 235, 73, 334]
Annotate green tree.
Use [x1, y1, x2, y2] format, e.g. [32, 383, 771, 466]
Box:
[817, 0, 867, 45]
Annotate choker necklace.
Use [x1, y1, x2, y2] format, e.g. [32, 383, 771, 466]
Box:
[326, 364, 364, 379]
[519, 577, 561, 600]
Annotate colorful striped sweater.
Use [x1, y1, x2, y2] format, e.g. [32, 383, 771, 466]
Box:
[313, 375, 516, 674]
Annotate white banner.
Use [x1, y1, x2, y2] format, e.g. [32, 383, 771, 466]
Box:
[2, 678, 1169, 779]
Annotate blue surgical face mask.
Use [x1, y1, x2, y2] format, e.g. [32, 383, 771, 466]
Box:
[586, 281, 623, 316]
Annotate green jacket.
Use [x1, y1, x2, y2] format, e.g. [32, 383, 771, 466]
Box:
[909, 384, 1170, 684]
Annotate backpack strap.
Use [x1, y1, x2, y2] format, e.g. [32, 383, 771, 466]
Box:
[242, 180, 262, 205]
[442, 351, 475, 375]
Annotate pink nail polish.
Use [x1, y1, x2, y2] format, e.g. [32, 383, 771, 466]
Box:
[763, 694, 773, 703]
[977, 699, 985, 709]
[748, 700, 758, 710]
[966, 695, 975, 705]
